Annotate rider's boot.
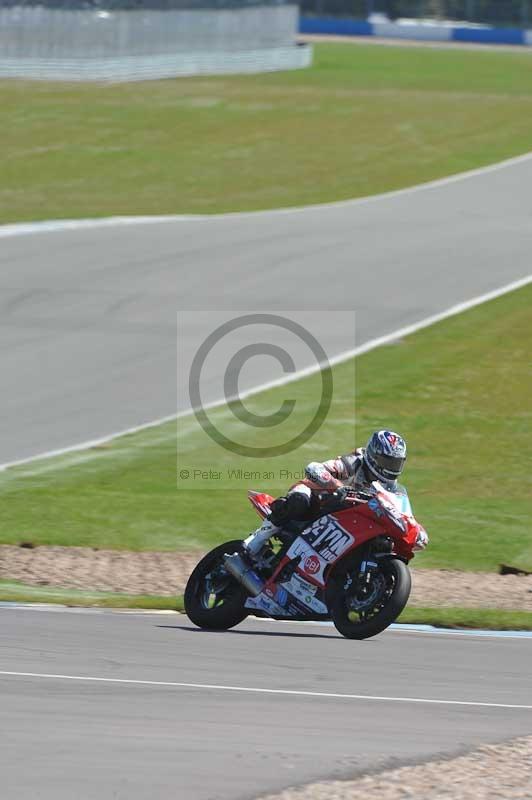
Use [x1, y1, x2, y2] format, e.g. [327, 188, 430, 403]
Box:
[243, 519, 280, 558]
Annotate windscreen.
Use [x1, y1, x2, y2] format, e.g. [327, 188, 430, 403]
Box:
[372, 481, 413, 517]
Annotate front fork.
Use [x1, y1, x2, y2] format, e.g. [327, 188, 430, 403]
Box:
[358, 558, 380, 584]
[343, 557, 379, 592]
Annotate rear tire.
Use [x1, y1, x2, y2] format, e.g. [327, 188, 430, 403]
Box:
[327, 557, 411, 640]
[184, 540, 249, 631]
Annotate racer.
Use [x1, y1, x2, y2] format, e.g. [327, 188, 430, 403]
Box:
[244, 430, 408, 557]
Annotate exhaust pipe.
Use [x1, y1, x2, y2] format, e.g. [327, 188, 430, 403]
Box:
[224, 552, 265, 597]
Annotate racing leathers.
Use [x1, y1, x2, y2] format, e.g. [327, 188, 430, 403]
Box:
[292, 447, 376, 502]
[244, 447, 400, 557]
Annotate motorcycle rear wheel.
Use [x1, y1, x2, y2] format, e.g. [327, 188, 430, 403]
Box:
[184, 540, 249, 631]
[328, 557, 411, 640]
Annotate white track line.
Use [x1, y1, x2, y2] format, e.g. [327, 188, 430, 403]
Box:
[0, 670, 531, 710]
[1, 152, 532, 239]
[1, 272, 531, 473]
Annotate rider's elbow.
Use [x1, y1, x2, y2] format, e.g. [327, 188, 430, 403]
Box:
[304, 461, 331, 487]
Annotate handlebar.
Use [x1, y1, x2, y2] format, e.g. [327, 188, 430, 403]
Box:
[318, 487, 372, 508]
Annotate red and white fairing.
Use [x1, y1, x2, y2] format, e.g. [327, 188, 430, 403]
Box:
[247, 490, 274, 519]
[245, 483, 427, 618]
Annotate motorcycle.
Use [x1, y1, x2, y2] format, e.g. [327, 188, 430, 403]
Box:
[184, 481, 428, 639]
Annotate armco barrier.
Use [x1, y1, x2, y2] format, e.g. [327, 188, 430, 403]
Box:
[300, 16, 531, 47]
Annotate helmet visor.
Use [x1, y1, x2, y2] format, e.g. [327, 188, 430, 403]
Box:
[372, 452, 406, 478]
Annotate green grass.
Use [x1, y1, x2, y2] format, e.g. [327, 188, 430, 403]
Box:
[396, 606, 532, 630]
[1, 283, 531, 572]
[2, 43, 532, 222]
[0, 581, 531, 629]
[0, 580, 183, 611]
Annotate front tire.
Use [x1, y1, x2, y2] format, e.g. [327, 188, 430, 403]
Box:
[184, 540, 249, 631]
[327, 557, 411, 640]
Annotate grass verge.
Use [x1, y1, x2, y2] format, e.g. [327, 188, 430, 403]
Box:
[2, 43, 532, 222]
[0, 582, 530, 630]
[397, 606, 532, 631]
[0, 580, 183, 611]
[1, 283, 531, 572]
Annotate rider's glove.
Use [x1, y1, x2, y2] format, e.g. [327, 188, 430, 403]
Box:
[318, 485, 353, 513]
[333, 485, 351, 503]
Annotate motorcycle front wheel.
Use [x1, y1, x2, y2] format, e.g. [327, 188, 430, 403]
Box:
[327, 557, 411, 640]
[184, 540, 249, 631]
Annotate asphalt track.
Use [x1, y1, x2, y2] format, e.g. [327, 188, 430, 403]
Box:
[1, 607, 531, 800]
[1, 155, 532, 464]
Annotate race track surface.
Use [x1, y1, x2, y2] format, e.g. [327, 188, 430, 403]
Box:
[1, 157, 532, 463]
[1, 608, 531, 800]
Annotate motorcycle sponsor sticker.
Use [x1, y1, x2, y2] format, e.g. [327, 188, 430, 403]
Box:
[279, 576, 327, 615]
[368, 497, 385, 518]
[304, 555, 321, 575]
[287, 538, 314, 560]
[287, 602, 305, 616]
[275, 586, 289, 606]
[265, 585, 291, 609]
[304, 516, 355, 563]
[244, 593, 288, 615]
[306, 594, 328, 615]
[281, 576, 316, 604]
[289, 574, 317, 596]
[379, 496, 407, 532]
[286, 538, 328, 584]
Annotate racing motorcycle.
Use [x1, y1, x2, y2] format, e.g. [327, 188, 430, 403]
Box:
[184, 481, 428, 639]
